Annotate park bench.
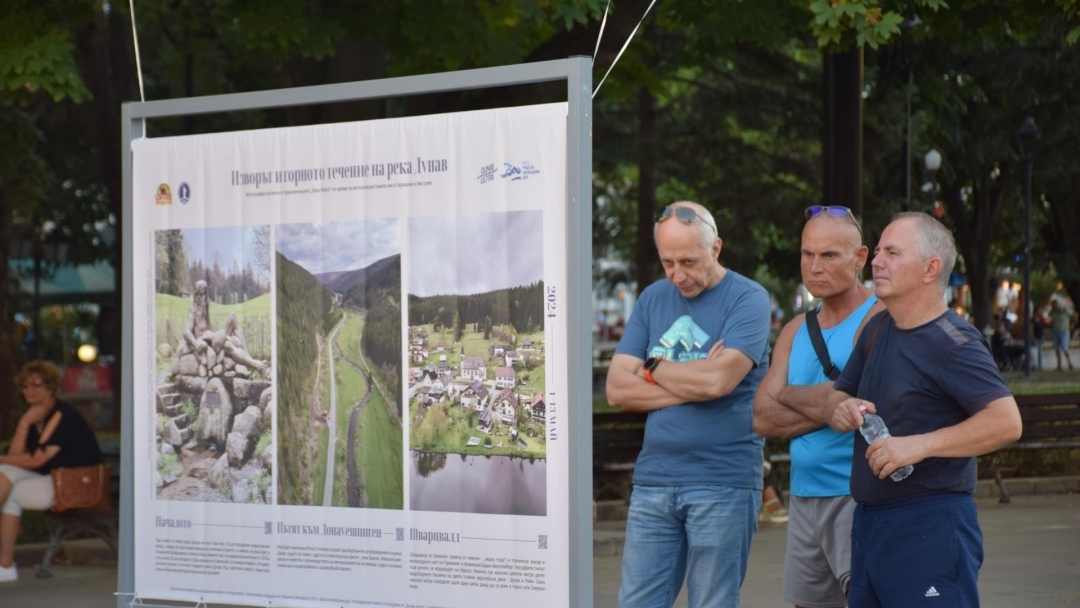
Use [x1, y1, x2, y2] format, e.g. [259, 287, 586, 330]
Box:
[593, 411, 793, 503]
[37, 441, 120, 578]
[987, 392, 1080, 504]
[593, 411, 646, 502]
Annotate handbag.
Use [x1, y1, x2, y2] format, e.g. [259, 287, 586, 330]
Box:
[51, 464, 112, 512]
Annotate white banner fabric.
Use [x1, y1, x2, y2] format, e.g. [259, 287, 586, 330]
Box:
[131, 103, 570, 608]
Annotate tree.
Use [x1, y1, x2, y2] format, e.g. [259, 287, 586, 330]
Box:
[863, 5, 1080, 331]
[155, 230, 187, 295]
[252, 225, 271, 284]
[1, 0, 95, 436]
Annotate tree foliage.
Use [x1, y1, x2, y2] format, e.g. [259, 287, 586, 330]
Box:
[862, 3, 1080, 329]
[6, 0, 1080, 443]
[409, 282, 545, 336]
[275, 251, 334, 504]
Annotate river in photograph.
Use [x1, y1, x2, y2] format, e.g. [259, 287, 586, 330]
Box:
[409, 451, 546, 516]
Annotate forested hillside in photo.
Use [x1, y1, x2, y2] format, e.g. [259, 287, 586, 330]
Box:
[408, 281, 544, 336]
[341, 255, 402, 413]
[276, 251, 334, 504]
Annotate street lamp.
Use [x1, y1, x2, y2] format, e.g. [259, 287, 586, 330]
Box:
[1016, 117, 1040, 377]
[899, 16, 921, 211]
[924, 148, 942, 210]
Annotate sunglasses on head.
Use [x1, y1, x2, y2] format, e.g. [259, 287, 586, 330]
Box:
[804, 205, 863, 236]
[654, 205, 717, 236]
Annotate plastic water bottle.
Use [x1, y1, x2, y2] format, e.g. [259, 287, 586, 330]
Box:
[859, 410, 914, 482]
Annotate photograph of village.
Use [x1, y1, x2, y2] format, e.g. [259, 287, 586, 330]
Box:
[275, 219, 403, 510]
[407, 210, 548, 516]
[152, 226, 274, 504]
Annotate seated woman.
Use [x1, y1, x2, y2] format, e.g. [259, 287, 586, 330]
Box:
[0, 360, 103, 583]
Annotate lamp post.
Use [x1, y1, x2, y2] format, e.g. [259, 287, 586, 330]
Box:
[899, 16, 921, 211]
[924, 148, 942, 211]
[1016, 117, 1040, 377]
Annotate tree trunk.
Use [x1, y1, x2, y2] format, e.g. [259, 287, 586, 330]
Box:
[944, 175, 1007, 334]
[80, 9, 133, 429]
[634, 86, 658, 294]
[0, 186, 26, 438]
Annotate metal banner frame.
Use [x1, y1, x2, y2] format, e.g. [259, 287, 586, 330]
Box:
[119, 57, 592, 608]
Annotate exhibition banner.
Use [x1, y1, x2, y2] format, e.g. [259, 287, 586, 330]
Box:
[131, 103, 569, 607]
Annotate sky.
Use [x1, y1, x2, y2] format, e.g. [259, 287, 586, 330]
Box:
[276, 218, 400, 275]
[408, 210, 543, 297]
[181, 225, 269, 282]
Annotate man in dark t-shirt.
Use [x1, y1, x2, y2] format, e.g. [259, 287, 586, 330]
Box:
[815, 213, 1022, 608]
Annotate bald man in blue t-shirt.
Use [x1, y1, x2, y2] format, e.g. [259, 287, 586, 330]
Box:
[607, 201, 771, 608]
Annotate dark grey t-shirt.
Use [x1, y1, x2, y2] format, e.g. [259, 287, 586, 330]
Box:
[835, 310, 1012, 503]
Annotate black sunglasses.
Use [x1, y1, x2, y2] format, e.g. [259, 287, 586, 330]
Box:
[804, 205, 863, 236]
[654, 205, 717, 236]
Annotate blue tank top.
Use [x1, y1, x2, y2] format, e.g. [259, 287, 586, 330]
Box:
[787, 295, 877, 497]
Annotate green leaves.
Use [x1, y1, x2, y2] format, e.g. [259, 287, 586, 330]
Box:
[809, 0, 947, 50]
[0, 27, 90, 103]
[1059, 0, 1080, 43]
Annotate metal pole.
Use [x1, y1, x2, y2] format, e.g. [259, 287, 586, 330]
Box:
[566, 55, 594, 608]
[1022, 154, 1033, 377]
[116, 103, 142, 608]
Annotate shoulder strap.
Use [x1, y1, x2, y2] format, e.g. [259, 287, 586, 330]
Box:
[805, 309, 841, 380]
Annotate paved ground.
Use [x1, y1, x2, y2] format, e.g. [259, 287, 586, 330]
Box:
[5, 493, 1078, 607]
[594, 493, 1080, 608]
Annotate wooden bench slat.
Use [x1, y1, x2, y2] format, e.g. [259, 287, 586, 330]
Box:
[1018, 424, 1080, 439]
[985, 393, 1080, 504]
[594, 412, 648, 425]
[594, 428, 645, 441]
[1008, 441, 1080, 449]
[1015, 393, 1080, 407]
[593, 412, 647, 500]
[1020, 407, 1080, 423]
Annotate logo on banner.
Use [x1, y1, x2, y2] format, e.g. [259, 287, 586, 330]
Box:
[499, 161, 541, 182]
[477, 164, 497, 184]
[178, 182, 191, 205]
[155, 183, 173, 205]
[501, 163, 522, 180]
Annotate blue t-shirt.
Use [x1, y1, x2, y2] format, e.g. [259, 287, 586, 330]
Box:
[835, 310, 1012, 503]
[788, 296, 878, 497]
[616, 271, 772, 489]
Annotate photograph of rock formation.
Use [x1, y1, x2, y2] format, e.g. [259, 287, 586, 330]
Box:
[407, 210, 548, 516]
[153, 226, 274, 503]
[276, 219, 403, 509]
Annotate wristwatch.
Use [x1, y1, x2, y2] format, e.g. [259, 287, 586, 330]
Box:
[642, 356, 663, 385]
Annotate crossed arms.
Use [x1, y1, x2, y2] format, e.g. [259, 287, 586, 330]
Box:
[753, 303, 885, 438]
[752, 315, 834, 438]
[606, 341, 756, 413]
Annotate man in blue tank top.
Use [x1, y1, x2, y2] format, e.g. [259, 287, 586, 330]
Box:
[754, 206, 883, 608]
[820, 213, 1022, 608]
[607, 201, 772, 608]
